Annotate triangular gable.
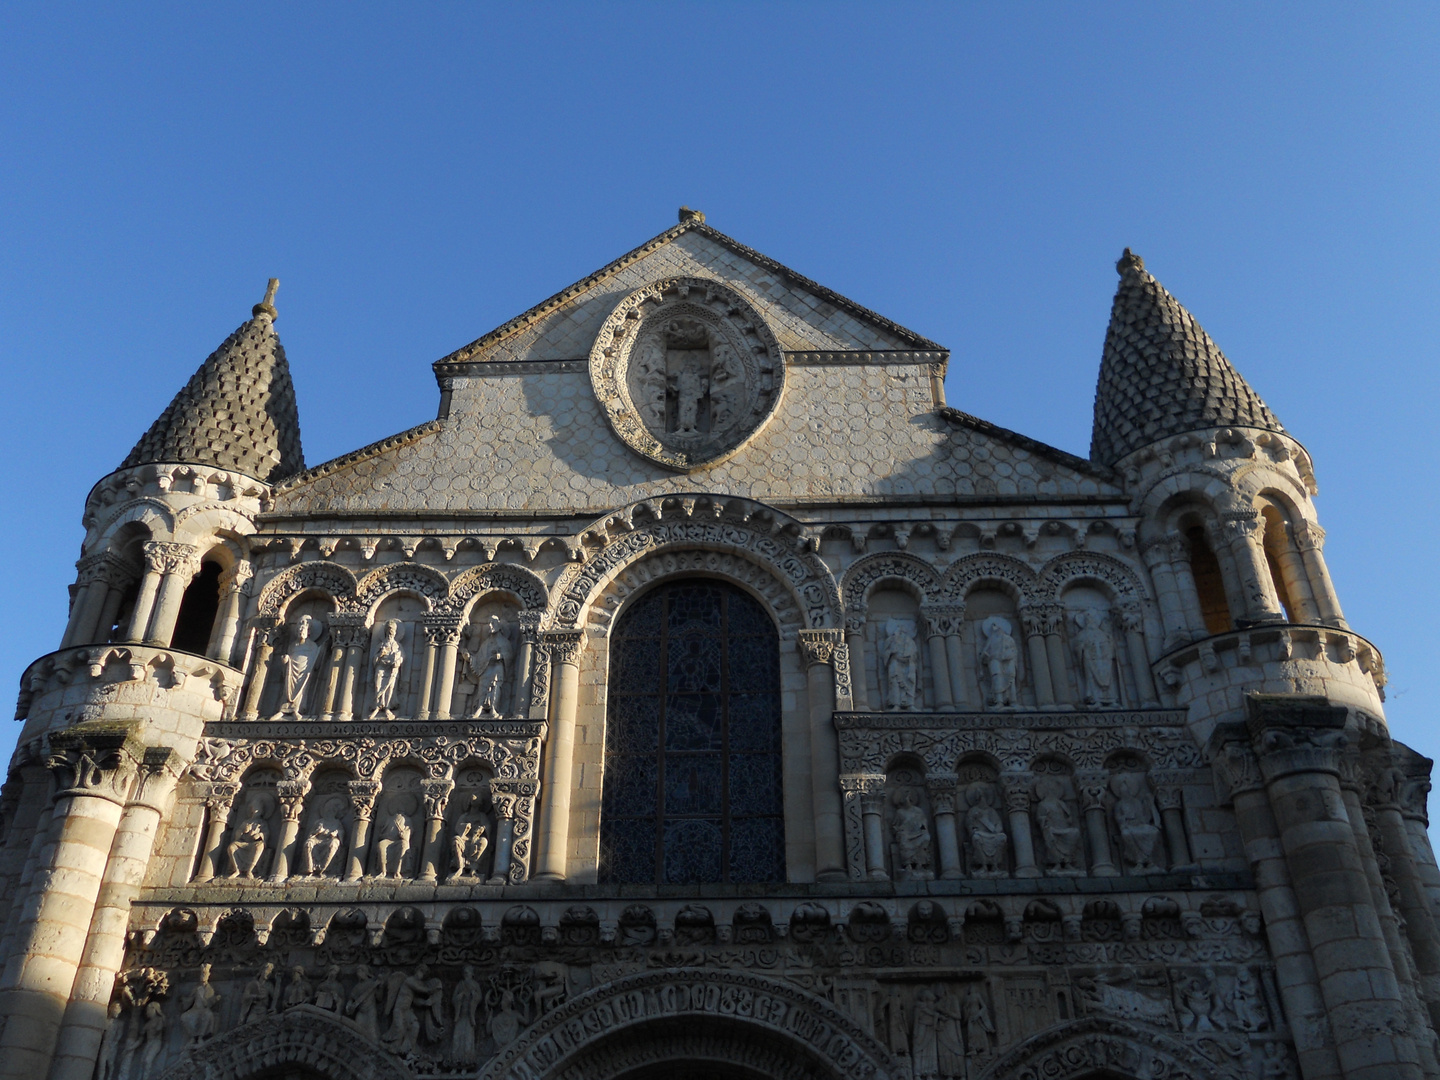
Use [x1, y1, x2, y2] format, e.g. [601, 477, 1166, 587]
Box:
[437, 219, 944, 366]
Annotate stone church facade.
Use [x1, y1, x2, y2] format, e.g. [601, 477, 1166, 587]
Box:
[0, 210, 1431, 1080]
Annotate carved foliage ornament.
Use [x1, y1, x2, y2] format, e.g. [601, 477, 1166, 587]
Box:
[590, 277, 786, 471]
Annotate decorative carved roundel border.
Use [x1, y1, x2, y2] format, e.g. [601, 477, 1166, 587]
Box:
[589, 276, 787, 471]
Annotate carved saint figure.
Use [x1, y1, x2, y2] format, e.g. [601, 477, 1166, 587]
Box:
[226, 796, 272, 879]
[964, 783, 1009, 876]
[880, 619, 920, 711]
[140, 998, 167, 1075]
[467, 614, 514, 717]
[98, 1001, 125, 1080]
[239, 962, 277, 1024]
[891, 791, 934, 880]
[673, 359, 707, 434]
[978, 616, 1019, 707]
[345, 966, 381, 1043]
[878, 989, 909, 1056]
[1230, 966, 1268, 1031]
[375, 806, 414, 879]
[369, 620, 405, 719]
[180, 964, 219, 1046]
[935, 992, 966, 1079]
[315, 965, 345, 1013]
[634, 339, 669, 431]
[278, 614, 322, 716]
[1034, 777, 1084, 874]
[1178, 969, 1219, 1032]
[911, 988, 940, 1080]
[961, 983, 995, 1056]
[300, 796, 348, 877]
[283, 965, 313, 1009]
[708, 338, 745, 431]
[1110, 772, 1164, 873]
[1072, 608, 1119, 706]
[451, 965, 483, 1063]
[383, 964, 444, 1056]
[488, 985, 525, 1048]
[447, 804, 490, 882]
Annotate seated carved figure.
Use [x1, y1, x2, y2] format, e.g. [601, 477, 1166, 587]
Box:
[375, 808, 414, 878]
[964, 783, 1009, 876]
[1034, 777, 1084, 874]
[299, 796, 348, 877]
[890, 791, 934, 881]
[1110, 772, 1164, 873]
[225, 798, 271, 879]
[447, 817, 490, 882]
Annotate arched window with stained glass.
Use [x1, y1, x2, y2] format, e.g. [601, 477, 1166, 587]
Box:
[600, 578, 785, 884]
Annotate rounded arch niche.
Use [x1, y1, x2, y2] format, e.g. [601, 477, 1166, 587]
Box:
[479, 969, 897, 1080]
[159, 1007, 412, 1080]
[589, 277, 787, 471]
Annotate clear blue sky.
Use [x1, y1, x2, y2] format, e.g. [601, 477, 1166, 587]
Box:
[2, 5, 1436, 794]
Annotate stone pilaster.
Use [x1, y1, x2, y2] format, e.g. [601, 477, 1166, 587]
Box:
[534, 630, 583, 882]
[798, 629, 847, 881]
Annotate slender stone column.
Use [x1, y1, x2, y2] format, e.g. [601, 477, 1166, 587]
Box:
[0, 758, 52, 931]
[860, 788, 888, 880]
[930, 604, 968, 709]
[489, 792, 517, 884]
[1076, 771, 1117, 876]
[920, 609, 952, 708]
[49, 749, 179, 1080]
[535, 631, 583, 882]
[798, 630, 847, 881]
[415, 630, 439, 722]
[344, 781, 380, 881]
[431, 623, 464, 721]
[844, 616, 870, 711]
[1140, 536, 1193, 650]
[122, 564, 163, 644]
[1245, 697, 1421, 1080]
[240, 620, 278, 720]
[63, 554, 122, 648]
[1270, 522, 1321, 623]
[58, 583, 94, 650]
[140, 541, 201, 646]
[0, 790, 61, 960]
[1295, 522, 1348, 628]
[928, 776, 963, 879]
[515, 612, 541, 717]
[1040, 604, 1075, 706]
[418, 779, 453, 882]
[1166, 534, 1210, 640]
[192, 782, 240, 882]
[1216, 513, 1284, 625]
[326, 616, 368, 722]
[92, 586, 125, 647]
[1393, 764, 1440, 924]
[0, 726, 142, 1080]
[267, 781, 309, 883]
[210, 563, 253, 663]
[1001, 772, 1040, 879]
[319, 640, 346, 720]
[1150, 773, 1194, 869]
[1371, 761, 1440, 1024]
[1018, 608, 1055, 706]
[1117, 603, 1159, 706]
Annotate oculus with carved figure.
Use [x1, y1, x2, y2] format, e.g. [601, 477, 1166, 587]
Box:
[589, 276, 785, 470]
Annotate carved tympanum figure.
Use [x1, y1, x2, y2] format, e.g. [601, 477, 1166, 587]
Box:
[673, 358, 707, 434]
[962, 984, 995, 1056]
[1034, 777, 1084, 874]
[935, 992, 966, 1078]
[383, 964, 443, 1055]
[489, 985, 525, 1048]
[277, 614, 322, 717]
[978, 616, 1019, 707]
[878, 989, 909, 1056]
[238, 962, 277, 1024]
[140, 998, 166, 1074]
[315, 965, 345, 1013]
[451, 964, 483, 1063]
[283, 965, 313, 1009]
[225, 795, 272, 879]
[1230, 967, 1268, 1031]
[964, 783, 1008, 876]
[467, 614, 514, 717]
[375, 806, 414, 879]
[299, 796, 348, 877]
[369, 620, 405, 719]
[179, 964, 219, 1046]
[880, 619, 920, 710]
[1178, 969, 1219, 1032]
[891, 791, 934, 880]
[1072, 608, 1119, 706]
[345, 966, 381, 1042]
[911, 989, 940, 1079]
[1110, 772, 1164, 873]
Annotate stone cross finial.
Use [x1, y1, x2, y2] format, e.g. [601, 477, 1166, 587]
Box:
[253, 278, 280, 321]
[1116, 248, 1144, 275]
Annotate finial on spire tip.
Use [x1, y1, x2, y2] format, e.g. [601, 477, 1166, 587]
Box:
[253, 278, 280, 321]
[1116, 248, 1144, 276]
[678, 206, 705, 224]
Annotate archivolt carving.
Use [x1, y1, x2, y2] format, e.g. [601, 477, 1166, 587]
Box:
[1036, 551, 1147, 603]
[171, 502, 259, 543]
[256, 562, 359, 617]
[841, 552, 943, 615]
[91, 497, 176, 541]
[530, 1026, 836, 1080]
[479, 968, 895, 1080]
[941, 553, 1038, 603]
[159, 1004, 412, 1080]
[976, 1016, 1245, 1080]
[353, 562, 450, 612]
[554, 521, 840, 631]
[447, 563, 549, 615]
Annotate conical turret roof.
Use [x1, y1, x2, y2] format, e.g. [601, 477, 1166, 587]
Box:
[122, 280, 304, 484]
[1090, 250, 1282, 466]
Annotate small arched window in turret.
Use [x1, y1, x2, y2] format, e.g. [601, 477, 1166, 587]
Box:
[1185, 526, 1232, 635]
[171, 560, 223, 654]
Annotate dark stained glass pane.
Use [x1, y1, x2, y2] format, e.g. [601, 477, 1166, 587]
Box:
[664, 694, 722, 751]
[667, 585, 723, 635]
[728, 694, 782, 752]
[667, 636, 722, 693]
[664, 753, 723, 816]
[613, 635, 661, 688]
[600, 818, 656, 883]
[727, 635, 780, 691]
[603, 754, 658, 817]
[663, 818, 723, 883]
[608, 695, 660, 754]
[729, 816, 785, 883]
[729, 753, 783, 815]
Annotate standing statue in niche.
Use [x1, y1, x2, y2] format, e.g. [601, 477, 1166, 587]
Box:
[283, 965, 313, 1010]
[276, 614, 322, 717]
[140, 998, 167, 1075]
[1110, 772, 1164, 873]
[368, 620, 405, 719]
[225, 795, 272, 879]
[672, 358, 708, 434]
[880, 619, 920, 710]
[451, 965, 484, 1063]
[467, 615, 514, 717]
[299, 795, 348, 877]
[179, 964, 219, 1046]
[634, 339, 669, 431]
[1034, 777, 1085, 874]
[891, 790, 934, 880]
[964, 783, 1009, 876]
[708, 338, 745, 430]
[1072, 608, 1120, 706]
[978, 616, 1019, 707]
[375, 803, 415, 878]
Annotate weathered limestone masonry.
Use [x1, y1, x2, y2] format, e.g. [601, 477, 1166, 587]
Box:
[0, 215, 1432, 1080]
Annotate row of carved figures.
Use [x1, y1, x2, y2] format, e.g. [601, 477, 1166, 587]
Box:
[856, 762, 1189, 882]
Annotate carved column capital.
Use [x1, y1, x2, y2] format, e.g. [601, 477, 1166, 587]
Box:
[1293, 520, 1326, 552]
[275, 780, 309, 821]
[926, 773, 960, 814]
[1074, 770, 1109, 812]
[517, 610, 543, 644]
[143, 540, 202, 577]
[132, 746, 182, 809]
[76, 549, 136, 589]
[921, 605, 964, 638]
[1207, 727, 1266, 802]
[347, 779, 380, 820]
[46, 723, 144, 805]
[420, 778, 454, 819]
[539, 629, 584, 666]
[1117, 602, 1145, 634]
[797, 628, 844, 668]
[1000, 772, 1035, 814]
[327, 613, 369, 649]
[844, 613, 867, 636]
[218, 561, 255, 595]
[195, 781, 241, 814]
[1245, 696, 1348, 782]
[1020, 603, 1061, 637]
